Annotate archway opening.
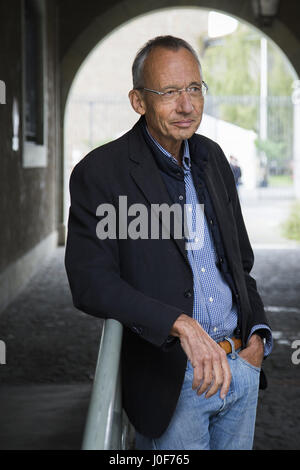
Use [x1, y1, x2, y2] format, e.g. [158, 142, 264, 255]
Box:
[64, 6, 299, 249]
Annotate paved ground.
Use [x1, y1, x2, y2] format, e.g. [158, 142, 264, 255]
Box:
[0, 189, 299, 450]
[240, 186, 298, 247]
[250, 248, 300, 449]
[0, 248, 101, 450]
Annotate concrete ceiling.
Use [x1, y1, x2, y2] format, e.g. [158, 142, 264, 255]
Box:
[57, 0, 300, 112]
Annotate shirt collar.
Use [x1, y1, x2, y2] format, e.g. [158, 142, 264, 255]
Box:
[145, 123, 191, 171]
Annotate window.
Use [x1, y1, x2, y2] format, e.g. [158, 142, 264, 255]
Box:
[22, 0, 47, 167]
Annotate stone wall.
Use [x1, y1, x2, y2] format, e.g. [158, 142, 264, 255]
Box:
[0, 0, 60, 311]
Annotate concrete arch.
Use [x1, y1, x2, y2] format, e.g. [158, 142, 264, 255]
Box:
[59, 0, 300, 237]
[60, 0, 300, 114]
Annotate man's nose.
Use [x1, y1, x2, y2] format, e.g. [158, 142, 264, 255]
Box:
[176, 90, 194, 113]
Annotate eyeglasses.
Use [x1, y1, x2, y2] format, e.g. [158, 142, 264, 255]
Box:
[137, 81, 208, 102]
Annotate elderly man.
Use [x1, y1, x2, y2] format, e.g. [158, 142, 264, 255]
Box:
[65, 35, 272, 450]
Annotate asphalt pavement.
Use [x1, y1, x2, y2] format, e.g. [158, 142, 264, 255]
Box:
[0, 187, 299, 450]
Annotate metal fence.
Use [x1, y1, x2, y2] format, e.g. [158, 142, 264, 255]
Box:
[205, 94, 294, 170]
[68, 94, 294, 168]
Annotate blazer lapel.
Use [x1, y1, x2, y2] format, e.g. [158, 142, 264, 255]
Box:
[128, 118, 188, 264]
[190, 135, 235, 258]
[205, 165, 235, 251]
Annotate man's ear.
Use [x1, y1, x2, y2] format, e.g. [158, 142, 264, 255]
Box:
[128, 89, 146, 115]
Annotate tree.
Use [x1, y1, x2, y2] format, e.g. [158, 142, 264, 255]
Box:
[200, 25, 260, 130]
[199, 22, 294, 150]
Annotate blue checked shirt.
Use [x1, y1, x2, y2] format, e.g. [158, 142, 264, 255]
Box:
[145, 125, 272, 356]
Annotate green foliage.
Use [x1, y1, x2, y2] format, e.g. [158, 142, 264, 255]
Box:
[281, 202, 300, 241]
[268, 175, 292, 187]
[255, 138, 287, 165]
[267, 45, 294, 96]
[200, 23, 294, 136]
[201, 25, 260, 130]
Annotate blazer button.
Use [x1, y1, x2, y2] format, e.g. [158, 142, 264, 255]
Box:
[184, 289, 192, 298]
[235, 327, 241, 337]
[131, 325, 143, 335]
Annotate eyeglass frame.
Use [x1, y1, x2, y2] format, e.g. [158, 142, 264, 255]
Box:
[136, 81, 208, 99]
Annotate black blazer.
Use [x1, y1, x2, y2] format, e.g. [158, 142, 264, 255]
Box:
[65, 116, 270, 438]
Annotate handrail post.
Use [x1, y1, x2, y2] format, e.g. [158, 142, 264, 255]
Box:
[82, 318, 123, 450]
[109, 363, 123, 449]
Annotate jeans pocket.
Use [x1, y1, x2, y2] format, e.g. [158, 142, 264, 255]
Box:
[237, 354, 261, 373]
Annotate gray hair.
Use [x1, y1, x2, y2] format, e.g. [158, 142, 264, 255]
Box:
[132, 35, 202, 89]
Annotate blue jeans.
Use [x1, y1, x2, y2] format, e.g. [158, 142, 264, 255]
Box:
[135, 349, 260, 450]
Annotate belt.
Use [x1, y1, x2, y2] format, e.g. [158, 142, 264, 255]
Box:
[218, 336, 242, 355]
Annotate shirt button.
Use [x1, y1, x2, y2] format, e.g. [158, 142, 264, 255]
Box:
[209, 297, 214, 302]
[195, 237, 199, 243]
[213, 327, 218, 333]
[201, 267, 205, 273]
[184, 289, 192, 298]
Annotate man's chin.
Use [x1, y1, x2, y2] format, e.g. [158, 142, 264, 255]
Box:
[171, 125, 198, 140]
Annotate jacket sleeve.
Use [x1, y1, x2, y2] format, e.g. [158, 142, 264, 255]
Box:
[64, 157, 183, 349]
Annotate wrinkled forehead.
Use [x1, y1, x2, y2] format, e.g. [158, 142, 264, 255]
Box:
[143, 47, 202, 88]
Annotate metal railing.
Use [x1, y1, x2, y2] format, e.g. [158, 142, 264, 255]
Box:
[82, 319, 132, 450]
